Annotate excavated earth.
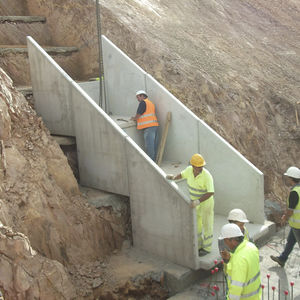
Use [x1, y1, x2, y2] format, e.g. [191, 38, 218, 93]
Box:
[0, 0, 300, 299]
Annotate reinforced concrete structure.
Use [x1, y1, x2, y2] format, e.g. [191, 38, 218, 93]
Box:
[27, 35, 274, 270]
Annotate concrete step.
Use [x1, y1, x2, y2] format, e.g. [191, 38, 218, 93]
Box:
[51, 135, 76, 146]
[0, 45, 80, 86]
[16, 86, 33, 97]
[79, 185, 129, 210]
[0, 16, 46, 23]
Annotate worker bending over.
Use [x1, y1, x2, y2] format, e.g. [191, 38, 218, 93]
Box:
[219, 223, 262, 300]
[167, 154, 214, 256]
[131, 90, 159, 161]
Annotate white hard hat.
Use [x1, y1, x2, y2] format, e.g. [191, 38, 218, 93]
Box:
[136, 90, 147, 97]
[227, 208, 249, 223]
[284, 166, 300, 179]
[219, 223, 244, 240]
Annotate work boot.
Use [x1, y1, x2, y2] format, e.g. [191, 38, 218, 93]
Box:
[198, 249, 209, 257]
[270, 255, 285, 267]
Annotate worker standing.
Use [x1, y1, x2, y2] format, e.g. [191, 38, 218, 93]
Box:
[131, 90, 159, 161]
[270, 166, 300, 267]
[166, 154, 214, 256]
[219, 223, 262, 300]
[227, 208, 252, 242]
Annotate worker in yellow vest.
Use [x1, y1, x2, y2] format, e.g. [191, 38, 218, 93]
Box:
[166, 154, 214, 256]
[131, 90, 159, 161]
[227, 208, 252, 242]
[270, 166, 300, 267]
[219, 223, 262, 300]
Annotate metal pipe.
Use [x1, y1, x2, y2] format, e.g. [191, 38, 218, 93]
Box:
[95, 0, 106, 110]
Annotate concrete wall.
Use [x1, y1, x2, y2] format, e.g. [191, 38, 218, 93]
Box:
[102, 36, 264, 224]
[27, 36, 198, 269]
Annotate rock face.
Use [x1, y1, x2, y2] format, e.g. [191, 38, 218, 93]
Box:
[0, 68, 131, 298]
[0, 223, 76, 299]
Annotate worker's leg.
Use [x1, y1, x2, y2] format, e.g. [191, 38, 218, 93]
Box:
[279, 227, 296, 262]
[291, 227, 300, 247]
[143, 126, 158, 161]
[196, 205, 203, 250]
[201, 198, 214, 252]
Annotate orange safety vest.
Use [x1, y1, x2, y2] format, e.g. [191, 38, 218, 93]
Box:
[137, 99, 159, 130]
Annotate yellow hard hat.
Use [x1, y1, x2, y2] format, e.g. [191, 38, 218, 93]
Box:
[190, 154, 206, 167]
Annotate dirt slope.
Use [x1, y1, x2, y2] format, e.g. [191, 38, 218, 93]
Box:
[97, 0, 300, 203]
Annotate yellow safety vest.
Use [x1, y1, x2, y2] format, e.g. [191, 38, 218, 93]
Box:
[181, 166, 214, 201]
[288, 184, 300, 229]
[137, 99, 159, 130]
[226, 240, 261, 300]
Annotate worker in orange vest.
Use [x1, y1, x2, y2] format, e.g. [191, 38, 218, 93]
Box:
[131, 90, 159, 161]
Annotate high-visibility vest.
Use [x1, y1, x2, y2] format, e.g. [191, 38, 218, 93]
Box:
[288, 184, 300, 229]
[226, 240, 261, 300]
[136, 99, 159, 130]
[181, 166, 214, 201]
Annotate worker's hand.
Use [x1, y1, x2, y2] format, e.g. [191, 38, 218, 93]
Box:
[130, 116, 135, 121]
[190, 200, 200, 208]
[166, 174, 175, 180]
[220, 249, 231, 261]
[280, 214, 287, 226]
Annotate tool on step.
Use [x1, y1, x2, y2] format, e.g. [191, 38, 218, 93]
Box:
[117, 118, 129, 122]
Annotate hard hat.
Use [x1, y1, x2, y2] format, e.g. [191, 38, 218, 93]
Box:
[219, 223, 244, 240]
[227, 208, 249, 223]
[190, 154, 206, 167]
[136, 90, 147, 97]
[284, 166, 300, 179]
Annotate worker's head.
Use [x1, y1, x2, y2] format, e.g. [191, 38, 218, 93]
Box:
[136, 90, 148, 101]
[227, 208, 249, 234]
[190, 154, 206, 176]
[284, 166, 300, 185]
[219, 223, 244, 251]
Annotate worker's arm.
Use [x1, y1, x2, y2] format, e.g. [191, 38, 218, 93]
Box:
[131, 113, 141, 121]
[281, 191, 298, 225]
[190, 192, 214, 208]
[166, 174, 182, 180]
[131, 101, 146, 121]
[281, 209, 293, 225]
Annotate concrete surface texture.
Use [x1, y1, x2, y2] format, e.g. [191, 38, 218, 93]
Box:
[27, 35, 271, 270]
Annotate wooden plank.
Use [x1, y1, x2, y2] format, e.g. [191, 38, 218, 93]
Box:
[156, 111, 172, 166]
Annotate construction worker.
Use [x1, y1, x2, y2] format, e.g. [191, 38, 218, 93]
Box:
[270, 166, 300, 267]
[219, 223, 262, 300]
[227, 208, 252, 242]
[166, 154, 214, 256]
[131, 90, 159, 161]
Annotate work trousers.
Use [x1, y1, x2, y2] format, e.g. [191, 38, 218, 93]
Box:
[279, 227, 300, 262]
[197, 197, 214, 252]
[143, 126, 159, 161]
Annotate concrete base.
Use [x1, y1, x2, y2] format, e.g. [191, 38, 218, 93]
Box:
[79, 185, 129, 213]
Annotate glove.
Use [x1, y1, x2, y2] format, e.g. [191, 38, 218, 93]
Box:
[166, 174, 175, 180]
